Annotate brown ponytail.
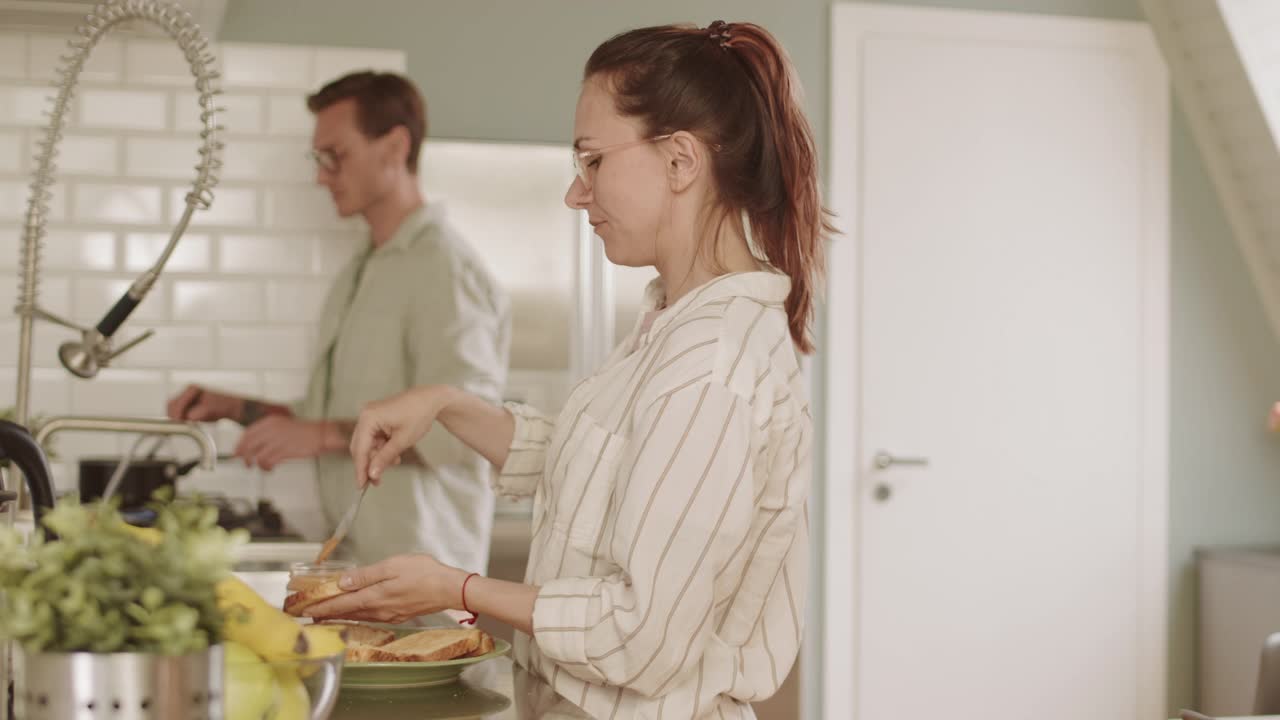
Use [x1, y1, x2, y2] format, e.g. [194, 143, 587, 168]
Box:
[585, 21, 835, 353]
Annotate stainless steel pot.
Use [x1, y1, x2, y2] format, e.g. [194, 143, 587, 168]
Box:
[14, 645, 222, 720]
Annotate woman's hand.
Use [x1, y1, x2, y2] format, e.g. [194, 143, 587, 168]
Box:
[351, 385, 452, 487]
[303, 553, 468, 624]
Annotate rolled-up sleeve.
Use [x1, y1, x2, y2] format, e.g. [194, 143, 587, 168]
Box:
[494, 401, 554, 498]
[531, 381, 757, 696]
[408, 259, 510, 468]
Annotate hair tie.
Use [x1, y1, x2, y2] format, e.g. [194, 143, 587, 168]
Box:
[707, 20, 732, 49]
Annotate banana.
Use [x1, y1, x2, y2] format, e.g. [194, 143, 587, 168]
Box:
[300, 624, 347, 660]
[120, 522, 310, 661]
[217, 577, 310, 661]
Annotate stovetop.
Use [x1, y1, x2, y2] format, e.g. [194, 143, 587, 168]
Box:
[117, 494, 303, 541]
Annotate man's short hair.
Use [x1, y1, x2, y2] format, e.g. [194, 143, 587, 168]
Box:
[307, 71, 426, 173]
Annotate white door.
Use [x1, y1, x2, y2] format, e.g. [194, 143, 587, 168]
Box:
[825, 5, 1169, 720]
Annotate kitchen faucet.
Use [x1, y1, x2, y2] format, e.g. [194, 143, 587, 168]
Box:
[33, 416, 218, 476]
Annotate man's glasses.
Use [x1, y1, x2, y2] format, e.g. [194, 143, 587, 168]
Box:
[307, 148, 342, 173]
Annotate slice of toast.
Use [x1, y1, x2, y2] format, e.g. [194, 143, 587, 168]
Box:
[344, 642, 386, 662]
[345, 628, 485, 663]
[314, 621, 396, 647]
[460, 632, 495, 658]
[282, 579, 346, 616]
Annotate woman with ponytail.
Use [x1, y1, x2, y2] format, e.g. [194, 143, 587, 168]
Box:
[307, 21, 833, 718]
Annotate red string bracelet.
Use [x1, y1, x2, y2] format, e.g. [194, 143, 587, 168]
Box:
[460, 572, 480, 625]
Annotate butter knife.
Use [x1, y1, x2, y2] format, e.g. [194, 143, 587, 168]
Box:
[316, 485, 368, 564]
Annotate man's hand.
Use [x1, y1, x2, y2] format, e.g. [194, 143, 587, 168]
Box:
[235, 416, 340, 471]
[303, 554, 468, 624]
[166, 385, 243, 422]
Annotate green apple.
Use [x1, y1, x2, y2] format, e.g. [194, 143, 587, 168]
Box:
[224, 640, 280, 720]
[273, 666, 311, 720]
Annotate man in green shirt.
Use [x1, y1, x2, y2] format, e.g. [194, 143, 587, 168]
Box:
[166, 72, 510, 573]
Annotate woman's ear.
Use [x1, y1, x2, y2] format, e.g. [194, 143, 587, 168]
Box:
[666, 130, 704, 193]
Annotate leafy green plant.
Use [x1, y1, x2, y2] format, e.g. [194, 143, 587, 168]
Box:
[0, 494, 247, 654]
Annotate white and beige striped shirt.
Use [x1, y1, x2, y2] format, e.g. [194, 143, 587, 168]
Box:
[497, 271, 811, 719]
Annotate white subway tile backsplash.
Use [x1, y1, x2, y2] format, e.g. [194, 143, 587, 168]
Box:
[220, 234, 309, 275]
[0, 180, 65, 221]
[78, 89, 167, 130]
[172, 279, 262, 322]
[124, 232, 210, 272]
[0, 320, 64, 369]
[221, 44, 312, 90]
[42, 230, 116, 271]
[112, 324, 213, 369]
[1, 182, 33, 220]
[173, 186, 256, 226]
[0, 35, 26, 79]
[264, 186, 339, 229]
[0, 226, 16, 267]
[124, 39, 211, 86]
[73, 183, 162, 224]
[218, 326, 308, 370]
[0, 273, 69, 316]
[221, 138, 311, 182]
[28, 35, 122, 84]
[168, 370, 262, 398]
[0, 367, 73, 416]
[59, 134, 119, 176]
[175, 92, 264, 135]
[266, 95, 312, 135]
[0, 130, 22, 171]
[74, 276, 167, 323]
[125, 137, 203, 179]
[265, 279, 327, 322]
[0, 85, 56, 126]
[312, 48, 406, 85]
[69, 367, 168, 417]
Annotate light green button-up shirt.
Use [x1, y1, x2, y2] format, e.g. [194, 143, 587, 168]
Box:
[294, 203, 510, 572]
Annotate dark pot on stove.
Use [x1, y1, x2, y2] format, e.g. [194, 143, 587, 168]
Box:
[78, 455, 205, 509]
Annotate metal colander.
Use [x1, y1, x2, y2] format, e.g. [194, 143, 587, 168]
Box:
[14, 645, 222, 720]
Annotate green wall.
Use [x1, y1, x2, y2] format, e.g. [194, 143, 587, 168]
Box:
[220, 0, 1280, 714]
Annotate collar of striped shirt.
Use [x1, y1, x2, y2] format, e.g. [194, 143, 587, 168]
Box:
[638, 270, 790, 341]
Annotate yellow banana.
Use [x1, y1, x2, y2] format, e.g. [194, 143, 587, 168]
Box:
[300, 624, 346, 660]
[217, 577, 310, 661]
[292, 623, 348, 679]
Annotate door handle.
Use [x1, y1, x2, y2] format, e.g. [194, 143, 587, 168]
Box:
[873, 451, 929, 470]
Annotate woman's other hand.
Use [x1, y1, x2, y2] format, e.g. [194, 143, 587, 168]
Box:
[302, 553, 467, 624]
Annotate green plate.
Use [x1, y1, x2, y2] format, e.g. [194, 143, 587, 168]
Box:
[341, 630, 511, 689]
